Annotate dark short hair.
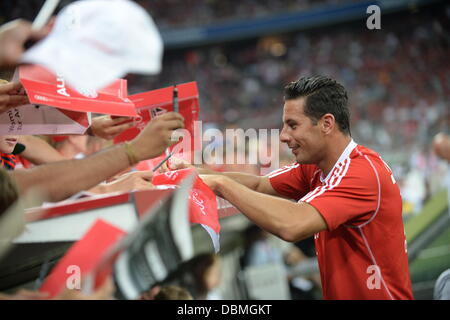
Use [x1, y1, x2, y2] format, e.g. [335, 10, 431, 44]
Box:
[154, 285, 193, 300]
[284, 76, 351, 135]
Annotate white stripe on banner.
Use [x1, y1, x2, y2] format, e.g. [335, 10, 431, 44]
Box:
[200, 224, 221, 253]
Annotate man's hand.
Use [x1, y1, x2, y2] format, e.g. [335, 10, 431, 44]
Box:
[199, 174, 227, 196]
[159, 156, 195, 173]
[89, 115, 135, 140]
[161, 156, 216, 175]
[167, 156, 193, 170]
[0, 81, 29, 114]
[0, 19, 51, 67]
[9, 112, 182, 203]
[129, 112, 185, 161]
[200, 174, 327, 242]
[92, 170, 155, 194]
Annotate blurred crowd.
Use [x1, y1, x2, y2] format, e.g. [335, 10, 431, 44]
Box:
[0, 0, 361, 27]
[3, 1, 441, 217]
[129, 4, 450, 215]
[137, 0, 362, 28]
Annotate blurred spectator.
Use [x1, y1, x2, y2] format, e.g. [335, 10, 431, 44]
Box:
[141, 284, 193, 300]
[53, 276, 116, 300]
[241, 224, 320, 299]
[154, 285, 193, 300]
[157, 253, 223, 300]
[0, 276, 116, 300]
[431, 134, 450, 300]
[0, 135, 19, 170]
[433, 133, 450, 162]
[0, 289, 49, 300]
[432, 132, 450, 223]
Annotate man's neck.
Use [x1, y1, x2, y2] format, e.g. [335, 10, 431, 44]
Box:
[318, 135, 353, 178]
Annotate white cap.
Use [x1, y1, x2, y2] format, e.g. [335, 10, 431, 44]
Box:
[22, 0, 163, 92]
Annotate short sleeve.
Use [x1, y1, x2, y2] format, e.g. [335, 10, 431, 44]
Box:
[267, 163, 310, 201]
[301, 160, 378, 231]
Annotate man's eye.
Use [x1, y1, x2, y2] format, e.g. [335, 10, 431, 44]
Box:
[290, 124, 297, 130]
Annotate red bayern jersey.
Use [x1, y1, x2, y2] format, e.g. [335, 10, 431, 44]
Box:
[268, 140, 413, 300]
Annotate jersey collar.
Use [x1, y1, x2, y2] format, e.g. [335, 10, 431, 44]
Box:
[320, 139, 357, 183]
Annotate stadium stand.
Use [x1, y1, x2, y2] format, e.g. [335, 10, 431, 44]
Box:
[0, 0, 448, 300]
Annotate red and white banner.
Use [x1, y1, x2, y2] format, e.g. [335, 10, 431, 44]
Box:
[36, 185, 197, 299]
[114, 82, 200, 165]
[152, 168, 221, 252]
[20, 65, 137, 116]
[39, 219, 126, 298]
[0, 65, 137, 135]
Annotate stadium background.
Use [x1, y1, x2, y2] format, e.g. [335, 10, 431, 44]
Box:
[0, 0, 449, 299]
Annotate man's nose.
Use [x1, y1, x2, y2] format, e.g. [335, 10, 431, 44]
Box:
[280, 127, 290, 144]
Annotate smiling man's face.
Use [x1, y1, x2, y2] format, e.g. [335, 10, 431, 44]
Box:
[0, 135, 19, 154]
[280, 97, 326, 164]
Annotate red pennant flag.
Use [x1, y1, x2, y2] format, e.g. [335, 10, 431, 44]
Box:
[39, 219, 126, 298]
[114, 82, 200, 163]
[152, 168, 221, 251]
[20, 65, 137, 116]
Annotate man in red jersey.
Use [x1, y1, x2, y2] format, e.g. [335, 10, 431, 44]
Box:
[198, 76, 413, 299]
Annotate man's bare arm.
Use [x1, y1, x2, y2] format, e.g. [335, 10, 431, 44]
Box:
[208, 170, 278, 196]
[11, 144, 132, 201]
[202, 175, 328, 242]
[170, 162, 279, 196]
[10, 112, 184, 202]
[19, 135, 66, 164]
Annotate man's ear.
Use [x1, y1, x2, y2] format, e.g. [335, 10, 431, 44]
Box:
[320, 113, 336, 135]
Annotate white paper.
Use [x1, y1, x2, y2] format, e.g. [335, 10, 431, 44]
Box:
[0, 105, 90, 135]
